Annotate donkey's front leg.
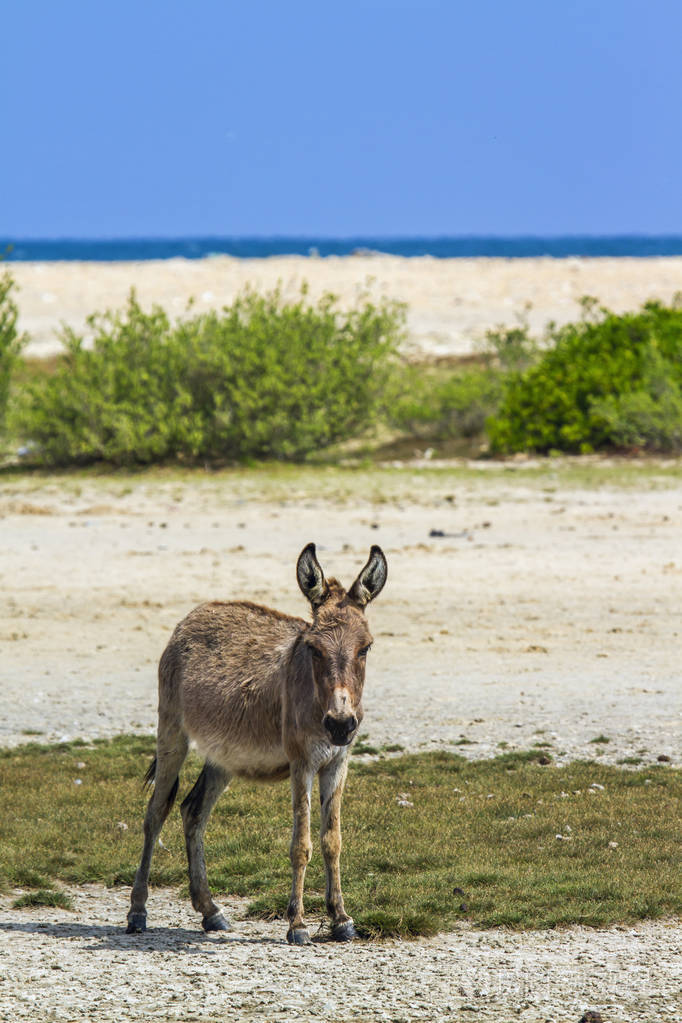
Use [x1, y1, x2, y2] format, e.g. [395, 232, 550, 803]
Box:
[286, 763, 314, 945]
[319, 753, 357, 941]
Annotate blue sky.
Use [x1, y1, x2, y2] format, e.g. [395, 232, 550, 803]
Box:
[4, 0, 682, 237]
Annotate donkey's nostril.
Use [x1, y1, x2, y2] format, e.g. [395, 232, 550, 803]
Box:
[324, 714, 358, 745]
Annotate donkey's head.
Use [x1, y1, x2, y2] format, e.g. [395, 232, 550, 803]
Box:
[296, 543, 387, 746]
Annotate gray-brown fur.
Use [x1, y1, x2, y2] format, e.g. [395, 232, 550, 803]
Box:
[126, 542, 387, 945]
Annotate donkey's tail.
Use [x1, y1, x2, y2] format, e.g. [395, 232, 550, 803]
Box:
[142, 755, 180, 814]
[143, 757, 157, 789]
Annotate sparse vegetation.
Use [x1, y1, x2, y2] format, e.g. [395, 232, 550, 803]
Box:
[2, 736, 679, 936]
[386, 361, 502, 444]
[0, 269, 26, 443]
[12, 889, 74, 910]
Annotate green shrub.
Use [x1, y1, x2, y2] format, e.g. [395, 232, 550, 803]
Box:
[0, 269, 25, 439]
[388, 363, 503, 440]
[386, 323, 536, 443]
[13, 288, 405, 466]
[482, 321, 539, 374]
[488, 300, 682, 454]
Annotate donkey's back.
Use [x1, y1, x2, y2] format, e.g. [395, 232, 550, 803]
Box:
[162, 600, 306, 779]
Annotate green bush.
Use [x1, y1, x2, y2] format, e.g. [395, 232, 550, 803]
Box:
[488, 300, 682, 454]
[0, 269, 25, 439]
[388, 364, 503, 440]
[13, 288, 405, 466]
[386, 323, 537, 443]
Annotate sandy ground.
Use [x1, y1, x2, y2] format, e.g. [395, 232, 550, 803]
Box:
[11, 254, 682, 359]
[2, 886, 680, 1023]
[1, 463, 681, 1020]
[1, 465, 680, 760]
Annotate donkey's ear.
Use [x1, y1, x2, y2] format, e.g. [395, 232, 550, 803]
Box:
[348, 545, 388, 608]
[297, 542, 330, 608]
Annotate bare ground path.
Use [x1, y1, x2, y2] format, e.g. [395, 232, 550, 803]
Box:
[1, 461, 681, 1020]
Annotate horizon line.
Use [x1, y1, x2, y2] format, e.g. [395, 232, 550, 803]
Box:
[5, 231, 682, 243]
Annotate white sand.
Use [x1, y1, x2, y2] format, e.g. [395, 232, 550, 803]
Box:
[11, 254, 682, 358]
[2, 466, 679, 760]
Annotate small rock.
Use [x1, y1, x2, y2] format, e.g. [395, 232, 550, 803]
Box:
[538, 755, 552, 765]
[657, 754, 671, 762]
[453, 887, 465, 896]
[579, 1012, 604, 1023]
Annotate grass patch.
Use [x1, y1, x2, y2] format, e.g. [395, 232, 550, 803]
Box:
[589, 734, 611, 744]
[12, 889, 74, 910]
[1, 736, 680, 936]
[351, 740, 381, 756]
[2, 456, 682, 504]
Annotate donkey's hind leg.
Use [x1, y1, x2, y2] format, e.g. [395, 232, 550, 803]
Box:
[181, 763, 232, 931]
[126, 729, 189, 933]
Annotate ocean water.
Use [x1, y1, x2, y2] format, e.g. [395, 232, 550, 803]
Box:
[4, 236, 682, 262]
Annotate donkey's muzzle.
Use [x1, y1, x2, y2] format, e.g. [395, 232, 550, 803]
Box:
[323, 713, 358, 746]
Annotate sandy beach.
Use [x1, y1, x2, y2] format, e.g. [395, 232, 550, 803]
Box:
[11, 254, 682, 359]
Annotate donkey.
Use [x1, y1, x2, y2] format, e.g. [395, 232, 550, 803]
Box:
[126, 542, 387, 945]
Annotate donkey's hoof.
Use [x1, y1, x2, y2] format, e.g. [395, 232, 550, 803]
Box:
[202, 911, 232, 933]
[331, 919, 357, 942]
[286, 926, 311, 946]
[126, 912, 147, 934]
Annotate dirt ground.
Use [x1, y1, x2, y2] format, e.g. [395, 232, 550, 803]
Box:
[1, 461, 681, 1020]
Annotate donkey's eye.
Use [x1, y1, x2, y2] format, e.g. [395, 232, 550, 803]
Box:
[310, 646, 323, 661]
[358, 644, 371, 659]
